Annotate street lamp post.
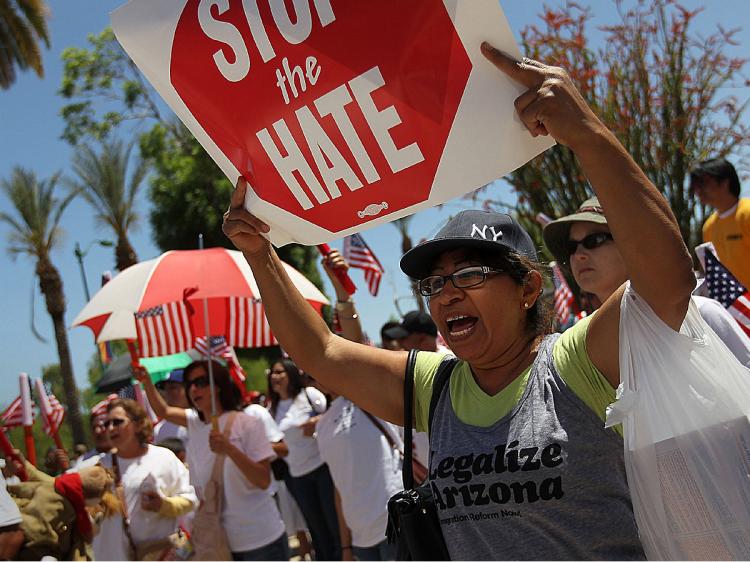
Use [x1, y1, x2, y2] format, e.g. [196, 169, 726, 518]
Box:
[74, 240, 113, 302]
[74, 240, 114, 375]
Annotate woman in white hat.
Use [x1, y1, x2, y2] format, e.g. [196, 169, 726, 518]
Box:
[543, 197, 750, 366]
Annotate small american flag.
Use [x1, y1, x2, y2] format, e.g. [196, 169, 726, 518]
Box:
[91, 394, 118, 417]
[551, 262, 576, 327]
[343, 233, 384, 296]
[227, 298, 278, 348]
[194, 336, 246, 382]
[0, 396, 25, 429]
[194, 335, 231, 358]
[117, 385, 137, 401]
[194, 335, 248, 397]
[704, 250, 750, 337]
[35, 379, 65, 437]
[134, 302, 193, 357]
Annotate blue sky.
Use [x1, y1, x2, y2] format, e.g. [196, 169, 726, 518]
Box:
[1, 0, 748, 405]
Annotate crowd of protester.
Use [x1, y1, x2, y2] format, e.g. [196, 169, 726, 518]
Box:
[1, 42, 749, 561]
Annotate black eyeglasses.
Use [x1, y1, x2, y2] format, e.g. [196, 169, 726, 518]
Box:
[186, 375, 211, 389]
[565, 232, 613, 259]
[418, 266, 504, 297]
[104, 418, 128, 429]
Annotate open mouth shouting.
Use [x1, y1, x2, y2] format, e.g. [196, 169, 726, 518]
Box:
[446, 314, 479, 338]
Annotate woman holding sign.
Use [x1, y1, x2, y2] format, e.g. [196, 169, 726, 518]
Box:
[223, 44, 695, 560]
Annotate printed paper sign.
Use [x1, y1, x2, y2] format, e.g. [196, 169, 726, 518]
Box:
[112, 1, 554, 246]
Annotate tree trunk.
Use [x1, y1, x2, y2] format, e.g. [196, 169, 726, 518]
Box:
[115, 235, 138, 271]
[36, 258, 86, 445]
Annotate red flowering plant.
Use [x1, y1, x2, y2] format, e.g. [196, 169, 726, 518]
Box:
[471, 0, 749, 277]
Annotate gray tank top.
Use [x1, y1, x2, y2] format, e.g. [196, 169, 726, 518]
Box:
[427, 334, 645, 560]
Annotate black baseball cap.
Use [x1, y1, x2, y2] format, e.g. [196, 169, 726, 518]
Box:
[382, 311, 438, 340]
[400, 210, 538, 279]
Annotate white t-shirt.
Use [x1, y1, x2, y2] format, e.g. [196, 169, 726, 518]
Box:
[695, 295, 750, 367]
[154, 419, 189, 445]
[0, 462, 21, 527]
[94, 445, 197, 561]
[273, 387, 327, 477]
[186, 409, 285, 552]
[244, 404, 284, 443]
[244, 404, 284, 495]
[316, 397, 403, 548]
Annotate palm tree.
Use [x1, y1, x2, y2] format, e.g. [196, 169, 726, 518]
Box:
[0, 0, 51, 89]
[0, 167, 86, 444]
[391, 216, 426, 313]
[68, 138, 148, 271]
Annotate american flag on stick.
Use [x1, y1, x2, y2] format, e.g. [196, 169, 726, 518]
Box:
[227, 298, 278, 348]
[34, 379, 65, 437]
[91, 394, 118, 418]
[134, 302, 193, 357]
[704, 250, 750, 337]
[343, 233, 384, 296]
[0, 396, 25, 429]
[194, 336, 246, 383]
[551, 262, 577, 327]
[194, 335, 231, 359]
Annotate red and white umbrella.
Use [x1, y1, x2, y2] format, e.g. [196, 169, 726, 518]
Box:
[72, 247, 328, 357]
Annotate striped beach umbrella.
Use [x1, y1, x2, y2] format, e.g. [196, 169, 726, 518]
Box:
[72, 247, 328, 357]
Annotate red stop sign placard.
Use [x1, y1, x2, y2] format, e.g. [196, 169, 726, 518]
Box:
[170, 1, 471, 234]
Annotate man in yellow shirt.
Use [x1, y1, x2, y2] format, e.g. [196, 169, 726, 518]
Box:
[691, 158, 750, 287]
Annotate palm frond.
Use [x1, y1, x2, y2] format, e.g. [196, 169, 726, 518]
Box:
[0, 165, 69, 259]
[70, 137, 147, 237]
[47, 175, 78, 252]
[0, 0, 50, 88]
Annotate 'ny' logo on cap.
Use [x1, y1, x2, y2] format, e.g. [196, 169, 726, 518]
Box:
[471, 224, 503, 241]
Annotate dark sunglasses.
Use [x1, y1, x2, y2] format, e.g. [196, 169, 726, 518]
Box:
[186, 375, 211, 389]
[104, 418, 128, 429]
[566, 232, 613, 259]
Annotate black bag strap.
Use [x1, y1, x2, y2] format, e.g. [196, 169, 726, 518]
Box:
[428, 356, 459, 434]
[402, 351, 458, 490]
[402, 350, 418, 490]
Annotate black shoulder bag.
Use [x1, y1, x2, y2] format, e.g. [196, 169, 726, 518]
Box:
[386, 350, 458, 561]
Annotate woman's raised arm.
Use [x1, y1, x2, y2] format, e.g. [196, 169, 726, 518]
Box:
[481, 44, 695, 385]
[223, 181, 408, 425]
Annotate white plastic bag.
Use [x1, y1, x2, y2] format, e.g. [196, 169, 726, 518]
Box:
[605, 284, 750, 560]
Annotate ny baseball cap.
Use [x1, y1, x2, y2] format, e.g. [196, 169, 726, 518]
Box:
[382, 311, 438, 340]
[400, 210, 538, 279]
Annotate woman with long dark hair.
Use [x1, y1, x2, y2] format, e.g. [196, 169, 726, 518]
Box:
[267, 358, 340, 561]
[138, 361, 288, 561]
